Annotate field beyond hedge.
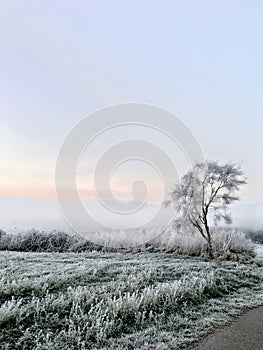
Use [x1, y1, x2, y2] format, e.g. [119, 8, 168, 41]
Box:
[0, 249, 263, 349]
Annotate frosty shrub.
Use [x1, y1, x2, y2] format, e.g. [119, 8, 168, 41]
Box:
[167, 228, 255, 260]
[0, 229, 164, 253]
[84, 227, 165, 249]
[0, 229, 89, 252]
[212, 228, 255, 259]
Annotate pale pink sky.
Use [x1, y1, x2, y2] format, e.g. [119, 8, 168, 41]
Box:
[1, 1, 263, 204]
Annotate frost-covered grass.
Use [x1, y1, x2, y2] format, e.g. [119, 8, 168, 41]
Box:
[0, 250, 263, 349]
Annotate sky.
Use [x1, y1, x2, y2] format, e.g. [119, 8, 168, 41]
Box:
[1, 1, 263, 231]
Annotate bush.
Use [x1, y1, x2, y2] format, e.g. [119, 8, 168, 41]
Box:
[166, 228, 255, 260]
[212, 228, 255, 259]
[0, 229, 93, 252]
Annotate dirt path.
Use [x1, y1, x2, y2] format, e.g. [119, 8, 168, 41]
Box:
[189, 305, 263, 350]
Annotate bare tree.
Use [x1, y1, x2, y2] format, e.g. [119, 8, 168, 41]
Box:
[166, 160, 247, 257]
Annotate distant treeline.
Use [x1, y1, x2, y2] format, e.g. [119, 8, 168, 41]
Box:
[244, 230, 263, 244]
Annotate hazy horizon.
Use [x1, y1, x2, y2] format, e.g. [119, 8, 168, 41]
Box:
[1, 195, 262, 234]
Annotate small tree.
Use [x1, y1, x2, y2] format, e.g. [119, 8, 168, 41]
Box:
[166, 160, 247, 257]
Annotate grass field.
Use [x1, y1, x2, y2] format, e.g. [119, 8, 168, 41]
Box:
[1, 248, 263, 349]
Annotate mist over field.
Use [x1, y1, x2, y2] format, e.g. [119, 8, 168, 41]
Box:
[1, 196, 262, 234]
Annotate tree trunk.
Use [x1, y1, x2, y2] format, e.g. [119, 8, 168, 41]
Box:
[202, 209, 213, 258]
[207, 238, 213, 258]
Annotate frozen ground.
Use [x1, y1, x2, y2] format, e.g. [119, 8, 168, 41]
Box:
[0, 248, 263, 349]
